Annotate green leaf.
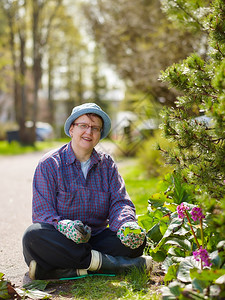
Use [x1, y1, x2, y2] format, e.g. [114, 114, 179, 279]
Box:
[160, 286, 177, 300]
[138, 213, 154, 232]
[0, 273, 4, 280]
[23, 280, 50, 291]
[160, 221, 169, 236]
[215, 274, 225, 284]
[162, 256, 174, 273]
[123, 227, 141, 236]
[150, 250, 167, 262]
[173, 226, 189, 236]
[190, 268, 225, 282]
[165, 237, 192, 251]
[148, 193, 167, 208]
[153, 209, 164, 220]
[191, 277, 208, 293]
[154, 217, 183, 251]
[15, 288, 52, 299]
[168, 246, 186, 257]
[147, 223, 163, 242]
[0, 280, 10, 299]
[163, 202, 177, 213]
[163, 217, 183, 238]
[164, 264, 179, 283]
[173, 176, 191, 204]
[210, 250, 222, 269]
[177, 256, 200, 283]
[168, 281, 182, 297]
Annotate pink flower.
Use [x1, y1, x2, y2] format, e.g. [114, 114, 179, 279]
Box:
[190, 207, 205, 222]
[193, 246, 212, 267]
[177, 203, 189, 219]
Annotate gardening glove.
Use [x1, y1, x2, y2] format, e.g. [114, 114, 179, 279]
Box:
[57, 220, 91, 244]
[117, 221, 146, 249]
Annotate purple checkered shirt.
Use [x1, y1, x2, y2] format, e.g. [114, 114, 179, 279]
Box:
[32, 142, 136, 235]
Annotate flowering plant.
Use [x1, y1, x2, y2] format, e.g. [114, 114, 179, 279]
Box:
[177, 203, 211, 269]
[139, 173, 225, 299]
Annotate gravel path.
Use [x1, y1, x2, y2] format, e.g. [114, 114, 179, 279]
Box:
[0, 141, 122, 287]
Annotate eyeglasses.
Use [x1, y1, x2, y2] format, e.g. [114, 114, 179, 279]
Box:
[73, 122, 102, 133]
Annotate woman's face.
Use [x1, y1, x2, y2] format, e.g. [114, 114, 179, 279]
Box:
[69, 114, 103, 154]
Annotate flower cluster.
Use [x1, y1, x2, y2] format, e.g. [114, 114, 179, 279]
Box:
[191, 207, 205, 222]
[177, 203, 211, 269]
[193, 246, 212, 267]
[177, 203, 189, 219]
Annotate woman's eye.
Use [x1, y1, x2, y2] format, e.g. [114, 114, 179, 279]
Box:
[81, 124, 88, 129]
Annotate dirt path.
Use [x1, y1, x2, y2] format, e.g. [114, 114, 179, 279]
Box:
[0, 141, 125, 287]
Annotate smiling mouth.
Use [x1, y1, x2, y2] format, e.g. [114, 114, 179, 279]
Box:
[82, 137, 92, 141]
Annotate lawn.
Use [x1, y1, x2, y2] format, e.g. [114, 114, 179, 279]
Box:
[117, 158, 160, 215]
[0, 140, 67, 155]
[20, 267, 162, 300]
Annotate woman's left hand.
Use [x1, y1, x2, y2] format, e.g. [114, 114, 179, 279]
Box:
[117, 221, 146, 249]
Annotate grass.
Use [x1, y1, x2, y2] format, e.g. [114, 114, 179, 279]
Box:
[117, 158, 160, 215]
[26, 268, 162, 299]
[67, 273, 160, 299]
[0, 139, 69, 155]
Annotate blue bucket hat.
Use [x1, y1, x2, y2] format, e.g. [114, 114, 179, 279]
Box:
[64, 103, 111, 140]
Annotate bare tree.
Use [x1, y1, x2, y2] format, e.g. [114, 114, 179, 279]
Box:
[30, 0, 62, 144]
[1, 0, 30, 143]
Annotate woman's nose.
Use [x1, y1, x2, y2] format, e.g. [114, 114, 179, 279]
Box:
[85, 126, 92, 134]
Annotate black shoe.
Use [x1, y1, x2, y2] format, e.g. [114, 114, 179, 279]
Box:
[29, 260, 87, 280]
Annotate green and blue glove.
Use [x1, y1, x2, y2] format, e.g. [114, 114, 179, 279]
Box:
[117, 221, 146, 249]
[57, 220, 91, 244]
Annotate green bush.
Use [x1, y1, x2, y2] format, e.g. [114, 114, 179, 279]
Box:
[137, 130, 174, 178]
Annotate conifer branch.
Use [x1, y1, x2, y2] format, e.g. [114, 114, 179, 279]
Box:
[175, 2, 205, 30]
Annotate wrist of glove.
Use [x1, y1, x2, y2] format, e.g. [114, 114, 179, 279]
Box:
[117, 221, 146, 249]
[57, 220, 91, 244]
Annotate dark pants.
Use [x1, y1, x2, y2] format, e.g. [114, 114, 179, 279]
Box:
[22, 223, 146, 271]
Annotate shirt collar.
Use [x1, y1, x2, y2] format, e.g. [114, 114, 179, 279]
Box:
[66, 142, 101, 166]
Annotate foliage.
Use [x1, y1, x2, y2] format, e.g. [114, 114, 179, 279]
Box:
[159, 0, 225, 247]
[0, 0, 92, 144]
[139, 173, 225, 299]
[81, 0, 204, 105]
[157, 3, 225, 297]
[0, 273, 51, 299]
[160, 0, 212, 33]
[137, 130, 174, 178]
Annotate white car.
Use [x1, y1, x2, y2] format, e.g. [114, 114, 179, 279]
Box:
[26, 121, 54, 141]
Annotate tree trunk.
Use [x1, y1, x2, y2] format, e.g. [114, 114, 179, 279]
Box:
[48, 55, 54, 125]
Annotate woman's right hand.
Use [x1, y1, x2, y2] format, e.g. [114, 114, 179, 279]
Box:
[57, 219, 91, 244]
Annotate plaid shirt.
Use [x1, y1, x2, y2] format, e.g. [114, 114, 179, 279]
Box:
[32, 142, 136, 235]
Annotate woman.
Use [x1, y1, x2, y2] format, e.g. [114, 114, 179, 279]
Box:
[22, 103, 152, 280]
